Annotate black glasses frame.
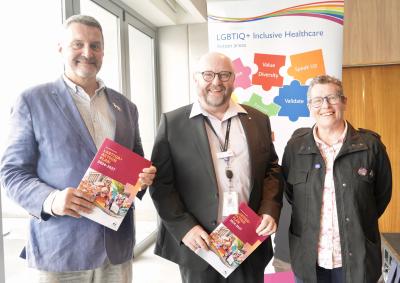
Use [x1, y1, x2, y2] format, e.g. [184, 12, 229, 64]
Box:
[308, 94, 343, 108]
[198, 71, 233, 82]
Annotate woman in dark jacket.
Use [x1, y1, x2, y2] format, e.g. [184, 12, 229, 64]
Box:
[282, 75, 392, 283]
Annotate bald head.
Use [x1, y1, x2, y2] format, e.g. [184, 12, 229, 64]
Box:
[195, 52, 235, 73]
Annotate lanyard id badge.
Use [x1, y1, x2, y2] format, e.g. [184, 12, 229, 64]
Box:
[216, 150, 234, 160]
[222, 191, 239, 216]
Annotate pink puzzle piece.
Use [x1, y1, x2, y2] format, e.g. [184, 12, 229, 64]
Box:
[287, 49, 326, 84]
[233, 58, 252, 89]
[252, 53, 285, 91]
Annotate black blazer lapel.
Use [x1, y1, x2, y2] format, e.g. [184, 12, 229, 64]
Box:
[189, 112, 219, 188]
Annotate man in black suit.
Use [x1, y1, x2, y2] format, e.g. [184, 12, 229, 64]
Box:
[150, 52, 283, 283]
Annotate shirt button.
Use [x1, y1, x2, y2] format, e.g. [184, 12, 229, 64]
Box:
[345, 217, 350, 222]
[349, 251, 353, 257]
[211, 221, 217, 226]
[342, 183, 347, 187]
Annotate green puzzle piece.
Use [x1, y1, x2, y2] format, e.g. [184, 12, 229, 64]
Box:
[243, 93, 281, 116]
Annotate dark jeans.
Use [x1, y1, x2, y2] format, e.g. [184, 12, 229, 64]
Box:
[295, 266, 344, 283]
[179, 260, 264, 283]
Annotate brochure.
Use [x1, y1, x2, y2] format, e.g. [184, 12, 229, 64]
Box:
[197, 202, 268, 278]
[77, 138, 151, 231]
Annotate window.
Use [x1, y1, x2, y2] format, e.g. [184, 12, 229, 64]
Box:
[127, 20, 158, 245]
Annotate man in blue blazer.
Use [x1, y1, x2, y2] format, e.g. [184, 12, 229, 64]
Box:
[0, 15, 156, 282]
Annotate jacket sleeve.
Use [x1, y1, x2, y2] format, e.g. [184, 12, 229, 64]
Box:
[282, 142, 294, 205]
[0, 94, 55, 220]
[130, 103, 146, 200]
[149, 113, 198, 244]
[373, 140, 392, 217]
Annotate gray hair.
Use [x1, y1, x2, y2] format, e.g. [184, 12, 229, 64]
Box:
[307, 75, 344, 100]
[63, 14, 103, 42]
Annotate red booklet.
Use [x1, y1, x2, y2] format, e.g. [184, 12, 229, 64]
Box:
[196, 202, 268, 278]
[77, 138, 151, 231]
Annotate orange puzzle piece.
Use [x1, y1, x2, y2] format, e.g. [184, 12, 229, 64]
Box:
[287, 49, 326, 84]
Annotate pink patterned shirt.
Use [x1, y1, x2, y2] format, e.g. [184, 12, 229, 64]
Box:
[313, 122, 347, 269]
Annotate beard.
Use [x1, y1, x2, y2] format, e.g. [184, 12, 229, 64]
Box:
[202, 85, 233, 108]
[73, 56, 101, 78]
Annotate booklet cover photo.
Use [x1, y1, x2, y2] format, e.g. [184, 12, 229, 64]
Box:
[77, 138, 151, 231]
[196, 202, 268, 278]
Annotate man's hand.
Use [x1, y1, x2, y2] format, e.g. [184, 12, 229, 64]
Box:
[256, 214, 277, 236]
[182, 225, 210, 252]
[52, 188, 95, 218]
[139, 165, 157, 189]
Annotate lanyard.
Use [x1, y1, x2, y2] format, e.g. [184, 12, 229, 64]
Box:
[204, 116, 234, 184]
[204, 117, 232, 153]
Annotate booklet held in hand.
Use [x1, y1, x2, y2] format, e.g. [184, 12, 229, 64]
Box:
[196, 202, 268, 278]
[77, 138, 151, 231]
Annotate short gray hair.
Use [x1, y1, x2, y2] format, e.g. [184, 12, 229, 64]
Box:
[63, 14, 103, 42]
[307, 75, 344, 100]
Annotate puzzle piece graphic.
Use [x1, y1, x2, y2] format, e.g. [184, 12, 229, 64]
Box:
[287, 49, 326, 84]
[273, 80, 309, 122]
[252, 53, 286, 91]
[233, 58, 252, 89]
[243, 93, 281, 117]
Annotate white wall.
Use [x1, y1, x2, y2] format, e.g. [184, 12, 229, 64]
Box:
[158, 23, 208, 113]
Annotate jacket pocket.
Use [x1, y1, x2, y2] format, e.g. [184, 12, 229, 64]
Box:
[287, 170, 308, 236]
[287, 170, 308, 185]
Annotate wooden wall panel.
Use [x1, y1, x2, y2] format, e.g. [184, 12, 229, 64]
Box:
[342, 65, 400, 232]
[343, 0, 400, 66]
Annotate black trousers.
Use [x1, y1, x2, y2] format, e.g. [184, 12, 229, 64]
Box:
[179, 259, 264, 283]
[295, 266, 344, 283]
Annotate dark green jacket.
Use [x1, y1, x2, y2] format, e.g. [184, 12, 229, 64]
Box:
[282, 122, 392, 283]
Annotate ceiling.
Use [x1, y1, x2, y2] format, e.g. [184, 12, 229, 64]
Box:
[119, 0, 208, 27]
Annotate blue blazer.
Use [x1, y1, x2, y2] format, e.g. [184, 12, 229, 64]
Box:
[0, 77, 144, 272]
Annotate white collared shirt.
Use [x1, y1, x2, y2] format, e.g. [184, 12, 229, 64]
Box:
[313, 122, 348, 269]
[63, 75, 116, 149]
[190, 100, 251, 222]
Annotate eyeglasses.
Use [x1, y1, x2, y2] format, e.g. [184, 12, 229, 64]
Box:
[308, 94, 343, 108]
[198, 71, 233, 82]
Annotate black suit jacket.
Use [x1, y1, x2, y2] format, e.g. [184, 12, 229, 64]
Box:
[150, 104, 283, 271]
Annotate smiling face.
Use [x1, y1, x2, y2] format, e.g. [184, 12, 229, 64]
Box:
[59, 22, 104, 87]
[194, 52, 235, 116]
[308, 83, 347, 130]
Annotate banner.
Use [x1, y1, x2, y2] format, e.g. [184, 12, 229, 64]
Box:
[207, 0, 344, 157]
